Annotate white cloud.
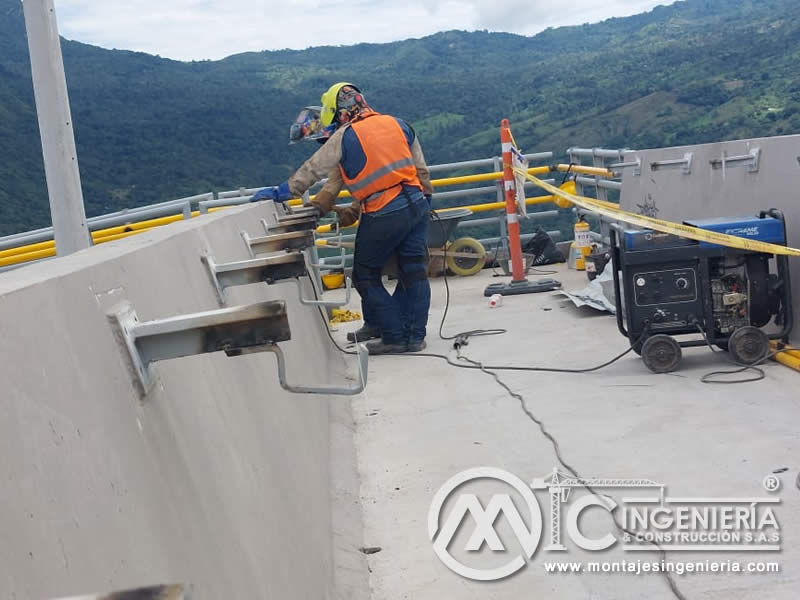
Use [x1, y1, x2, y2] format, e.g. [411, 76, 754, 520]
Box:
[53, 0, 674, 61]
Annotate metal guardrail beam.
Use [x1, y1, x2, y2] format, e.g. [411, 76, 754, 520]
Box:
[575, 176, 623, 191]
[567, 147, 631, 159]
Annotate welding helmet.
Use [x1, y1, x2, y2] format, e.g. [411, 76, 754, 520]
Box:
[320, 82, 368, 127]
[289, 106, 335, 145]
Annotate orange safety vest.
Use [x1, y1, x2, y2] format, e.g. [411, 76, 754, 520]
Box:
[339, 113, 423, 213]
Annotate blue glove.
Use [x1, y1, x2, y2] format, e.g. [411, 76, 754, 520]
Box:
[250, 182, 292, 203]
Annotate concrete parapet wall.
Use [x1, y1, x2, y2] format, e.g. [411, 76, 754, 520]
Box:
[619, 134, 800, 343]
[0, 203, 367, 599]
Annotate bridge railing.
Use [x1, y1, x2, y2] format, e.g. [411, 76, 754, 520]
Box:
[0, 150, 627, 272]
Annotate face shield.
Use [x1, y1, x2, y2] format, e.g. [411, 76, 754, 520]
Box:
[289, 106, 335, 144]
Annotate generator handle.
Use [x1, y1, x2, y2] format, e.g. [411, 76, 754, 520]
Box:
[609, 227, 630, 339]
[760, 209, 794, 341]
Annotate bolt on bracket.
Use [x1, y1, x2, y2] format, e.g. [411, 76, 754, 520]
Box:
[241, 229, 315, 258]
[110, 300, 292, 397]
[201, 251, 307, 305]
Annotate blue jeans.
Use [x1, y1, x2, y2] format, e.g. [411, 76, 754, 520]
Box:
[352, 191, 431, 345]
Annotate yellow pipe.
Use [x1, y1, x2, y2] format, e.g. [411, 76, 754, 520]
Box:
[770, 341, 800, 360]
[0, 247, 57, 267]
[554, 164, 615, 177]
[94, 228, 156, 244]
[316, 195, 559, 236]
[0, 240, 56, 259]
[773, 351, 800, 372]
[305, 166, 558, 205]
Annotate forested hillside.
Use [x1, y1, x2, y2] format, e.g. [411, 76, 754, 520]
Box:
[2, 0, 800, 235]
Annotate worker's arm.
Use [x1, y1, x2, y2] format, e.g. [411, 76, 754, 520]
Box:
[411, 138, 434, 197]
[287, 127, 347, 198]
[311, 168, 361, 227]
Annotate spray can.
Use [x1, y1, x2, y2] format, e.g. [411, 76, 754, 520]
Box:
[489, 294, 503, 308]
[573, 217, 592, 271]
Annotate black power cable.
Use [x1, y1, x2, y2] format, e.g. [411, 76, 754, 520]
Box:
[693, 323, 780, 385]
[310, 215, 688, 600]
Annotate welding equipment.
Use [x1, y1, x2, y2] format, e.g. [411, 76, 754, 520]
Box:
[609, 209, 793, 373]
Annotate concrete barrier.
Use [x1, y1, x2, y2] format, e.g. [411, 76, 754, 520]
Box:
[619, 134, 800, 343]
[0, 202, 368, 599]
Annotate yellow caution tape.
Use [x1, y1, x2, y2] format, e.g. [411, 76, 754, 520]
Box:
[512, 166, 800, 257]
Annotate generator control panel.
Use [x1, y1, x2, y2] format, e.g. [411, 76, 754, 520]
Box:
[633, 267, 698, 306]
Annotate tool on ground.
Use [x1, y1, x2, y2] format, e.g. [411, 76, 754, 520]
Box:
[610, 209, 793, 374]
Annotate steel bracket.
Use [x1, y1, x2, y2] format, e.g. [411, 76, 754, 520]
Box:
[261, 216, 318, 235]
[109, 300, 291, 397]
[242, 229, 315, 258]
[650, 152, 693, 175]
[710, 147, 761, 173]
[201, 251, 307, 305]
[238, 342, 368, 396]
[296, 275, 352, 308]
[609, 156, 641, 177]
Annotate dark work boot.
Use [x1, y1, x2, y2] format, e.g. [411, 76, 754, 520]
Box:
[347, 323, 382, 343]
[365, 340, 408, 355]
[406, 340, 427, 353]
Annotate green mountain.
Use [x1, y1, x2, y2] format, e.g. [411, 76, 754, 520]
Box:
[2, 0, 800, 235]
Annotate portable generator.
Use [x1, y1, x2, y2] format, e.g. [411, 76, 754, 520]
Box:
[609, 209, 793, 373]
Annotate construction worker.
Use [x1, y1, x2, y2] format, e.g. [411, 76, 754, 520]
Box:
[251, 83, 434, 354]
[284, 106, 382, 344]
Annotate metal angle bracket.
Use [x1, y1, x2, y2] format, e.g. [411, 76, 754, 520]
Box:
[241, 229, 315, 258]
[710, 147, 761, 173]
[650, 152, 693, 175]
[201, 251, 307, 305]
[109, 300, 291, 398]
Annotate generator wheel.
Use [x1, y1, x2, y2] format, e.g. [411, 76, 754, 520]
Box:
[728, 326, 770, 365]
[641, 334, 682, 374]
[446, 237, 486, 277]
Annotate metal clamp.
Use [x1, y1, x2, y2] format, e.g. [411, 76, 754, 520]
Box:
[242, 229, 314, 258]
[650, 152, 693, 175]
[240, 342, 369, 396]
[202, 251, 307, 305]
[710, 147, 761, 173]
[109, 300, 292, 397]
[296, 275, 352, 307]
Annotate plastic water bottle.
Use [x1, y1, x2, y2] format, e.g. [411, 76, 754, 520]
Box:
[489, 294, 503, 308]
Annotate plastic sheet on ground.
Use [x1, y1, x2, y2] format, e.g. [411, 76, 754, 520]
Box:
[555, 262, 617, 313]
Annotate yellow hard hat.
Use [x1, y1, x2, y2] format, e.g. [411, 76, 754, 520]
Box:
[320, 82, 357, 127]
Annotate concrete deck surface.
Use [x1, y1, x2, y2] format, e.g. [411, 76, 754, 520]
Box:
[328, 264, 800, 600]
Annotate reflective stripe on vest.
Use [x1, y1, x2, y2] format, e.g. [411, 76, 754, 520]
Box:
[340, 114, 422, 213]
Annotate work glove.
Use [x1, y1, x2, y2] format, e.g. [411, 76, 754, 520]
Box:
[250, 182, 292, 203]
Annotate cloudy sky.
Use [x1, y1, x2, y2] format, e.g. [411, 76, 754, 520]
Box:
[54, 0, 673, 62]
